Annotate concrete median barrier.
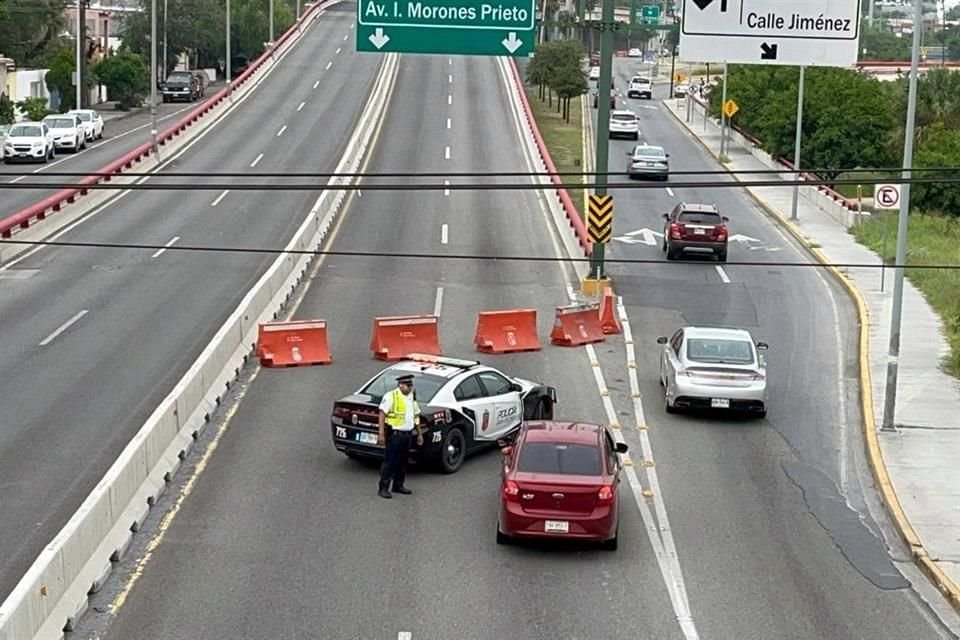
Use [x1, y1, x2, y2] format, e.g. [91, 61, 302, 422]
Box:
[0, 0, 333, 266]
[0, 48, 400, 640]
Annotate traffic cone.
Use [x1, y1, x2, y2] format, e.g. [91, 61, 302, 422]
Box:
[599, 286, 621, 335]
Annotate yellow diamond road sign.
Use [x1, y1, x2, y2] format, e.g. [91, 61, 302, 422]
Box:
[723, 99, 739, 118]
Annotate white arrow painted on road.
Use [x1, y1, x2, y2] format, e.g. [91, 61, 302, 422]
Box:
[614, 228, 663, 245]
[729, 233, 761, 243]
[369, 27, 390, 50]
[502, 32, 523, 54]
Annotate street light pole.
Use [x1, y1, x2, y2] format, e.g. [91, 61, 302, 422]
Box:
[75, 2, 82, 110]
[790, 65, 805, 221]
[719, 64, 728, 156]
[163, 0, 168, 77]
[589, 0, 615, 281]
[226, 0, 232, 98]
[881, 0, 923, 433]
[269, 0, 275, 44]
[150, 0, 159, 160]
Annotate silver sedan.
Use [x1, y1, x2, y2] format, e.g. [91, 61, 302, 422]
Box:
[657, 326, 768, 418]
[626, 143, 669, 180]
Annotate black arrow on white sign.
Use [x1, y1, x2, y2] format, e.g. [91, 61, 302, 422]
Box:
[692, 0, 713, 10]
[760, 42, 778, 60]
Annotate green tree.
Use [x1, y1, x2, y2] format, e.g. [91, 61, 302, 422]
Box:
[946, 4, 960, 20]
[94, 50, 149, 110]
[912, 123, 960, 216]
[553, 63, 588, 122]
[859, 23, 912, 60]
[0, 91, 16, 124]
[230, 0, 295, 63]
[122, 0, 225, 78]
[43, 45, 94, 112]
[0, 0, 67, 66]
[16, 96, 50, 121]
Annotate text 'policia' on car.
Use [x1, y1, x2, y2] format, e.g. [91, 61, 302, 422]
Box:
[330, 354, 558, 473]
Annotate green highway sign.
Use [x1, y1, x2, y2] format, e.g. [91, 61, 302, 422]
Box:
[641, 5, 659, 23]
[356, 0, 537, 56]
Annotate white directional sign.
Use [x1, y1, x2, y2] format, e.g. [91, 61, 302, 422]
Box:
[678, 0, 862, 67]
[874, 183, 901, 210]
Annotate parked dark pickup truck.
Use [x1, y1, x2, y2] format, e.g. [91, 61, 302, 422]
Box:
[161, 71, 201, 103]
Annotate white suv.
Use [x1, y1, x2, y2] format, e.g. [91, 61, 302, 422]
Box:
[627, 76, 653, 99]
[43, 114, 87, 153]
[2, 122, 55, 164]
[609, 110, 640, 140]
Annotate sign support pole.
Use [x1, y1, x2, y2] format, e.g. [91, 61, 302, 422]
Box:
[589, 0, 616, 281]
[881, 0, 923, 433]
[790, 64, 805, 221]
[719, 64, 728, 157]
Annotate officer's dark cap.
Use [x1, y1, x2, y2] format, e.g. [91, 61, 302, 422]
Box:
[396, 374, 415, 384]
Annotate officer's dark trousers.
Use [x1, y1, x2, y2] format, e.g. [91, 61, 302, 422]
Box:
[379, 430, 412, 491]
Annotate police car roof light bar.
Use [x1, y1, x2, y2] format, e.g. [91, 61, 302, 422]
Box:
[405, 353, 480, 369]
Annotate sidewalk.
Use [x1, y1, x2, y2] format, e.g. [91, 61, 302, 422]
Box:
[662, 96, 960, 611]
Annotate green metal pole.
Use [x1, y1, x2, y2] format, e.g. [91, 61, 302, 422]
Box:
[578, 0, 586, 48]
[590, 0, 615, 280]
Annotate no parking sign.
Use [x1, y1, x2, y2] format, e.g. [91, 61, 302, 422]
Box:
[875, 184, 901, 210]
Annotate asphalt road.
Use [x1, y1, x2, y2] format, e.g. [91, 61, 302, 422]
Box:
[0, 88, 224, 219]
[89, 53, 688, 640]
[68, 53, 955, 640]
[0, 2, 382, 601]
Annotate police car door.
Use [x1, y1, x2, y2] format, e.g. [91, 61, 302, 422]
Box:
[476, 370, 523, 441]
[452, 374, 497, 442]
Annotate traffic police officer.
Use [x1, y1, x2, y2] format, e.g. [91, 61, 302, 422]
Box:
[377, 374, 424, 499]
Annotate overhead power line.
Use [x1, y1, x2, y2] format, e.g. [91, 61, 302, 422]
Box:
[2, 238, 957, 270]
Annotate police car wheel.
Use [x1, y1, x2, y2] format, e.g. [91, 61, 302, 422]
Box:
[439, 427, 466, 474]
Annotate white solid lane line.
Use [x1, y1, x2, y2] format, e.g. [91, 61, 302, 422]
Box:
[313, 80, 320, 88]
[444, 146, 451, 160]
[325, 61, 333, 70]
[715, 265, 731, 283]
[211, 190, 230, 207]
[297, 101, 306, 111]
[39, 310, 89, 346]
[433, 287, 444, 318]
[151, 236, 180, 259]
[250, 153, 264, 168]
[666, 186, 675, 197]
[276, 125, 287, 137]
[441, 223, 449, 242]
[446, 118, 451, 129]
[443, 180, 450, 197]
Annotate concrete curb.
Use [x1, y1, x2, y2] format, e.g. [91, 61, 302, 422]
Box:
[661, 98, 960, 616]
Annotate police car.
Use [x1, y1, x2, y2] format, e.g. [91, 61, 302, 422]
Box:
[330, 354, 557, 474]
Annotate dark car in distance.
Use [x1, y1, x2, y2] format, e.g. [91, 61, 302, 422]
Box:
[662, 202, 730, 262]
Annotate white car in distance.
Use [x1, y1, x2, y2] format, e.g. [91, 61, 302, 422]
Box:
[588, 65, 600, 81]
[68, 109, 104, 142]
[42, 114, 86, 153]
[608, 110, 640, 140]
[2, 122, 55, 164]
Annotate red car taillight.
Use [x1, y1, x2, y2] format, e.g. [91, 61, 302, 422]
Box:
[716, 226, 728, 241]
[333, 406, 350, 419]
[503, 480, 521, 502]
[669, 223, 682, 239]
[597, 485, 615, 504]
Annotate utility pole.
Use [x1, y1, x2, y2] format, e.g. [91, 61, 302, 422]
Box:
[75, 2, 82, 110]
[78, 0, 88, 108]
[163, 0, 168, 78]
[719, 64, 728, 157]
[226, 0, 232, 97]
[881, 0, 923, 433]
[297, 0, 301, 20]
[790, 65, 805, 221]
[589, 0, 616, 281]
[269, 0, 275, 44]
[150, 0, 159, 160]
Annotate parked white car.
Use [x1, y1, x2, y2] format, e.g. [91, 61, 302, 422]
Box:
[588, 65, 600, 81]
[67, 109, 104, 141]
[0, 123, 10, 160]
[43, 114, 86, 153]
[2, 122, 56, 164]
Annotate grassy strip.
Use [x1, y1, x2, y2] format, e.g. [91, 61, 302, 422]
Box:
[851, 212, 960, 377]
[524, 87, 585, 220]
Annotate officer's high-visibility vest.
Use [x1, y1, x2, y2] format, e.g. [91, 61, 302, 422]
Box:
[385, 388, 420, 428]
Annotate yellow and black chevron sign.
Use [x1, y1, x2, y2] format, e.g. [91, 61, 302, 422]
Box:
[588, 194, 614, 244]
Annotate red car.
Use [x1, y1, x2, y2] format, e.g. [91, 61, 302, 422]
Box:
[496, 421, 628, 550]
[662, 202, 730, 262]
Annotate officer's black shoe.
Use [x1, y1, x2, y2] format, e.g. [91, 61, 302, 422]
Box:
[393, 486, 413, 495]
[378, 488, 392, 499]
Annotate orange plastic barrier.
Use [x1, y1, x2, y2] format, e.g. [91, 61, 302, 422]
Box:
[257, 319, 332, 367]
[550, 303, 606, 347]
[370, 314, 442, 361]
[599, 286, 622, 335]
[474, 309, 541, 354]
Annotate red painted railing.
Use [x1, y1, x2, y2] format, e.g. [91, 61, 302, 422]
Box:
[507, 59, 593, 257]
[0, 0, 330, 240]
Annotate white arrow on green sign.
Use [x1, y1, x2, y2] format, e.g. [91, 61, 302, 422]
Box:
[356, 0, 537, 56]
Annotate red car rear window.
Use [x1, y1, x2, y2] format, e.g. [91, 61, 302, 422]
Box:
[517, 442, 602, 475]
[678, 211, 722, 224]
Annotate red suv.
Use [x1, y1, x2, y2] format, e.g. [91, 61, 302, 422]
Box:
[662, 202, 730, 262]
[496, 421, 628, 550]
